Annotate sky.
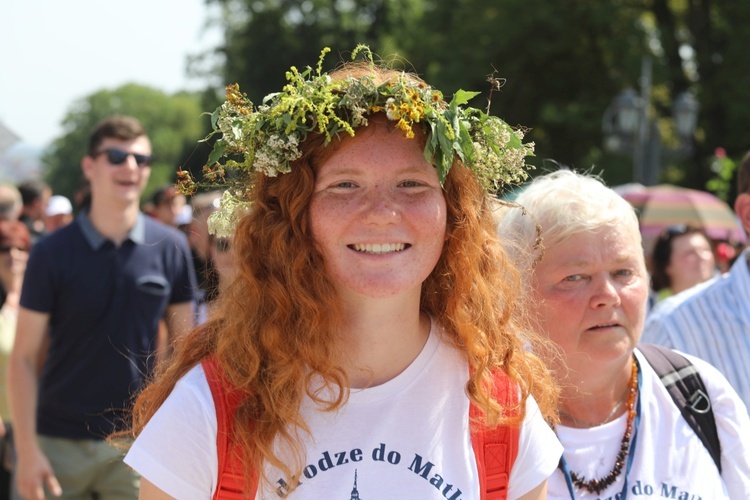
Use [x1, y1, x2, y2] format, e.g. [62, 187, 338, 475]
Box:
[0, 0, 222, 150]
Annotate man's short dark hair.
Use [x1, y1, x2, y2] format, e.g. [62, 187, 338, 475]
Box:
[737, 150, 750, 196]
[17, 180, 49, 206]
[88, 115, 147, 156]
[151, 185, 177, 206]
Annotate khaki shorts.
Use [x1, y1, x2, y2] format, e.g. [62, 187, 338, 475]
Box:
[37, 435, 139, 500]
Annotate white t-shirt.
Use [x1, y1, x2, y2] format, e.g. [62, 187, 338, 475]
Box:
[547, 348, 750, 499]
[125, 322, 562, 499]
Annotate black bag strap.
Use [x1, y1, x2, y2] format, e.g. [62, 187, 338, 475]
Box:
[638, 343, 722, 473]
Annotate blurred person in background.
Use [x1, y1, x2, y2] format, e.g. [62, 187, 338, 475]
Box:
[0, 188, 23, 316]
[0, 221, 31, 500]
[73, 181, 91, 212]
[186, 192, 221, 324]
[147, 185, 186, 227]
[0, 184, 26, 471]
[0, 185, 22, 222]
[16, 181, 50, 245]
[208, 235, 235, 296]
[194, 234, 236, 322]
[8, 115, 197, 500]
[643, 150, 750, 411]
[714, 240, 741, 273]
[174, 204, 193, 233]
[649, 224, 716, 302]
[43, 195, 74, 233]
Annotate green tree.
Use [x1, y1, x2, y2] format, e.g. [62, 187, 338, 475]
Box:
[400, 0, 644, 186]
[199, 0, 750, 192]
[204, 0, 422, 104]
[200, 0, 644, 186]
[43, 84, 205, 203]
[654, 0, 750, 199]
[406, 1, 750, 192]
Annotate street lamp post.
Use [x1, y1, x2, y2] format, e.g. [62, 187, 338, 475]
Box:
[602, 57, 699, 186]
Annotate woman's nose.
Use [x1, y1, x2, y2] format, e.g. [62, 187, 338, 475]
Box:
[591, 277, 621, 308]
[362, 188, 400, 224]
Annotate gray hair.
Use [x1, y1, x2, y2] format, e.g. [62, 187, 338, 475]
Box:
[497, 170, 642, 271]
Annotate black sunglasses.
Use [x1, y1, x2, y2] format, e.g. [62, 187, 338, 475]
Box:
[95, 148, 153, 167]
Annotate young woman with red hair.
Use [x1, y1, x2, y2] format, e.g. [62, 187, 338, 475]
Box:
[124, 48, 561, 499]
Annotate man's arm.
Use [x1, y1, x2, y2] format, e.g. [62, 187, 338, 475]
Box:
[164, 301, 195, 342]
[7, 307, 61, 499]
[154, 302, 194, 365]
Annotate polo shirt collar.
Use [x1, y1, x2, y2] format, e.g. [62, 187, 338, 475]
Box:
[77, 209, 146, 250]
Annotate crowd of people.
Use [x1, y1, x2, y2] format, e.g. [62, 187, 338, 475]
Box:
[0, 49, 747, 499]
[0, 116, 243, 500]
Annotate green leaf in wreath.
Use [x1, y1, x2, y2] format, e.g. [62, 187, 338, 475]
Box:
[208, 140, 227, 166]
[451, 90, 481, 107]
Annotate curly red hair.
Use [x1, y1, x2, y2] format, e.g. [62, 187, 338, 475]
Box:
[129, 64, 557, 493]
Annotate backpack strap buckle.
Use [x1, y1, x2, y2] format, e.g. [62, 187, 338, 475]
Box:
[688, 389, 712, 414]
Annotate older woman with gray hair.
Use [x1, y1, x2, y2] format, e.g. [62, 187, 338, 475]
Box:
[498, 169, 750, 499]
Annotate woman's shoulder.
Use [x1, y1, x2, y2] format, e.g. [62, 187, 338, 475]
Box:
[510, 394, 562, 497]
[126, 362, 220, 498]
[167, 363, 215, 415]
[129, 362, 218, 459]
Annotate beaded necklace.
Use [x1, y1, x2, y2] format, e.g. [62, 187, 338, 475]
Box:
[562, 357, 639, 495]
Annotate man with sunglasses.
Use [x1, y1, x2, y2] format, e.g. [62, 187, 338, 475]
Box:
[643, 151, 750, 415]
[8, 115, 197, 499]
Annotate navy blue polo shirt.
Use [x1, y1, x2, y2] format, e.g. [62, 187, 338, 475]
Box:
[20, 211, 197, 439]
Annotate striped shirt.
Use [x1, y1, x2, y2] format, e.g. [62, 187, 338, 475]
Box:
[641, 249, 750, 411]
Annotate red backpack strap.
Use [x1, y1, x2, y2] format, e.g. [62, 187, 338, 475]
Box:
[203, 357, 258, 499]
[469, 370, 520, 500]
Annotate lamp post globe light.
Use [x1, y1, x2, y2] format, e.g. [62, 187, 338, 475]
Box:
[673, 91, 700, 140]
[602, 88, 642, 153]
[602, 57, 700, 186]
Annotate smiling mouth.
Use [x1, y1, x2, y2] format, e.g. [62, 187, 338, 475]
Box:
[350, 243, 408, 254]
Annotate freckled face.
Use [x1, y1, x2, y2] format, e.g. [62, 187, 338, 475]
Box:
[309, 125, 447, 299]
[531, 226, 650, 367]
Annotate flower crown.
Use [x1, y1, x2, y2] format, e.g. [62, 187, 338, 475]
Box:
[177, 45, 535, 236]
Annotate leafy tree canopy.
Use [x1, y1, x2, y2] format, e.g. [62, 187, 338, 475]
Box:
[45, 1, 750, 206]
[200, 0, 750, 200]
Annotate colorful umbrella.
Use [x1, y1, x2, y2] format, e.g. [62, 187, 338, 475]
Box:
[620, 184, 746, 244]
